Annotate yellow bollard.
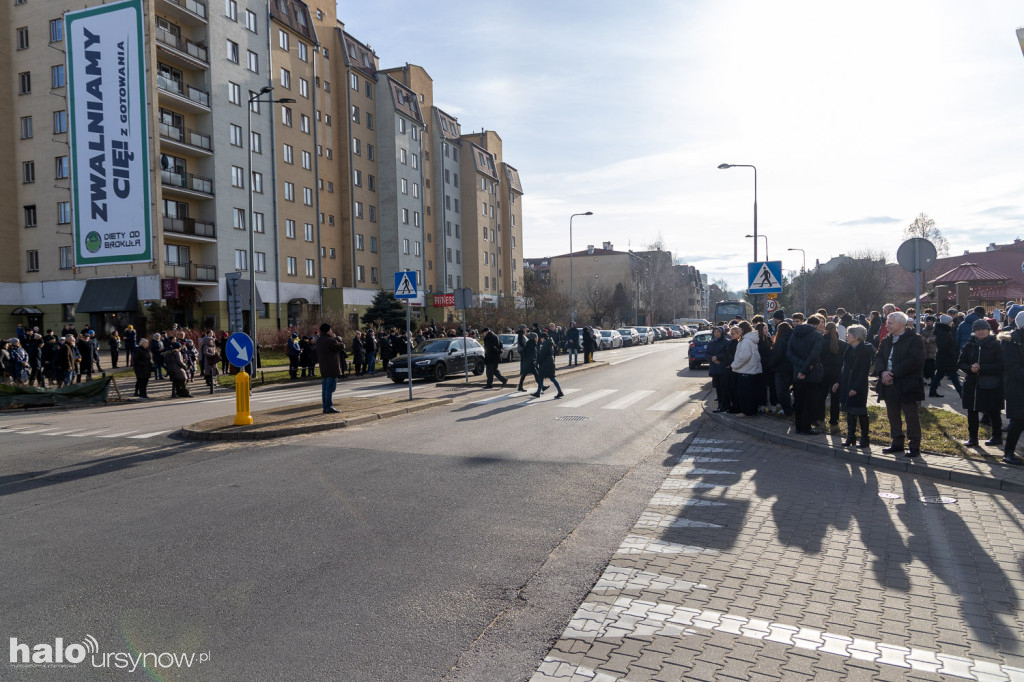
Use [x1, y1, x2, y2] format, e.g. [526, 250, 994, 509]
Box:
[234, 370, 253, 425]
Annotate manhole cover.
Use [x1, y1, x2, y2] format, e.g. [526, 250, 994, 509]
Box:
[554, 415, 590, 422]
[920, 496, 957, 504]
[877, 493, 901, 499]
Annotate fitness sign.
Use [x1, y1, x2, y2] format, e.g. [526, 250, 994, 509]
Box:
[65, 0, 152, 266]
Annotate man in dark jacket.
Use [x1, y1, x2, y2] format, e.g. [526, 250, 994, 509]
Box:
[929, 314, 962, 397]
[1001, 311, 1024, 464]
[532, 331, 563, 398]
[316, 323, 345, 413]
[873, 311, 926, 457]
[769, 323, 794, 416]
[565, 322, 580, 367]
[786, 314, 824, 434]
[481, 327, 508, 389]
[516, 325, 537, 391]
[956, 306, 986, 351]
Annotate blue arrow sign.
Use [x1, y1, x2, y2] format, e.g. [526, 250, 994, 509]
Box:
[747, 261, 783, 294]
[394, 271, 417, 299]
[225, 332, 255, 368]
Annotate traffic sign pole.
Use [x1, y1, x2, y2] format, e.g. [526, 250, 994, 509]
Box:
[406, 297, 412, 401]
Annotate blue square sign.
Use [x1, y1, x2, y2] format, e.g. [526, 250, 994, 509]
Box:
[394, 271, 417, 299]
[747, 261, 783, 294]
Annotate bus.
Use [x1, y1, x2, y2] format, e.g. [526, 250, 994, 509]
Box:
[713, 299, 754, 323]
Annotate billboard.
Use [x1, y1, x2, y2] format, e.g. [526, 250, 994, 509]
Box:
[65, 0, 152, 266]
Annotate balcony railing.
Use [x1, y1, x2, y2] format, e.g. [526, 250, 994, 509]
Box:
[161, 169, 214, 196]
[159, 122, 212, 152]
[156, 74, 210, 108]
[166, 261, 217, 282]
[155, 27, 209, 64]
[163, 215, 216, 239]
[162, 0, 207, 20]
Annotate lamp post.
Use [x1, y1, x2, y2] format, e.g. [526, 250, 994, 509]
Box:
[247, 86, 295, 370]
[629, 250, 653, 326]
[719, 163, 758, 310]
[568, 211, 593, 323]
[745, 234, 767, 261]
[787, 247, 807, 314]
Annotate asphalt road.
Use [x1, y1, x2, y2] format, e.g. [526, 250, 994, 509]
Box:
[1, 340, 708, 681]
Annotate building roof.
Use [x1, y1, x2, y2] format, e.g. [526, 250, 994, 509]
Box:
[386, 76, 423, 124]
[890, 239, 1024, 295]
[467, 142, 498, 180]
[928, 262, 1010, 285]
[551, 248, 628, 259]
[270, 0, 316, 42]
[434, 108, 461, 141]
[503, 163, 523, 194]
[340, 30, 378, 78]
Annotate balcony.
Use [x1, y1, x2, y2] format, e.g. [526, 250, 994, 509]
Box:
[159, 0, 208, 25]
[159, 122, 213, 155]
[155, 26, 209, 69]
[165, 261, 218, 283]
[161, 169, 214, 197]
[156, 74, 210, 112]
[163, 215, 216, 241]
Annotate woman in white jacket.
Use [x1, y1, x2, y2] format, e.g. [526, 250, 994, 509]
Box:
[731, 320, 762, 416]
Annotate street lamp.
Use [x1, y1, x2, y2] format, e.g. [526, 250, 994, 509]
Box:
[629, 250, 653, 326]
[247, 86, 295, 369]
[569, 211, 593, 323]
[719, 163, 758, 311]
[787, 247, 807, 314]
[745, 234, 767, 261]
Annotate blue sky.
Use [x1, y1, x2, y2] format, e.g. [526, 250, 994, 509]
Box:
[340, 0, 1024, 289]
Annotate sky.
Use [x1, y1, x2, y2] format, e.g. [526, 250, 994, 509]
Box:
[339, 0, 1024, 290]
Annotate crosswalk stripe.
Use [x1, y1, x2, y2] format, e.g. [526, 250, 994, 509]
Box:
[559, 388, 617, 408]
[128, 430, 172, 439]
[0, 425, 32, 431]
[647, 391, 692, 411]
[603, 390, 655, 410]
[522, 388, 581, 405]
[13, 428, 59, 435]
[469, 391, 524, 406]
[99, 431, 138, 438]
[67, 430, 108, 437]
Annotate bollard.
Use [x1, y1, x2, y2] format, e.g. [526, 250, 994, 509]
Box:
[234, 370, 253, 425]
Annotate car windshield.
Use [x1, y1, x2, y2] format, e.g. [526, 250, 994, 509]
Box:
[600, 331, 611, 337]
[499, 335, 516, 344]
[416, 339, 452, 353]
[617, 329, 633, 335]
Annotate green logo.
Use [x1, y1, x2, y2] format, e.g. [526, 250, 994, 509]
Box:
[85, 231, 102, 254]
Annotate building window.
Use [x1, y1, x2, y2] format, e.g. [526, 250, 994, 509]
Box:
[304, 223, 314, 242]
[17, 27, 29, 50]
[287, 257, 297, 276]
[278, 29, 288, 50]
[51, 65, 65, 88]
[22, 161, 36, 184]
[226, 0, 237, 20]
[401, 208, 409, 224]
[401, 178, 408, 195]
[50, 19, 64, 43]
[26, 250, 39, 272]
[234, 249, 247, 271]
[245, 9, 257, 32]
[367, 145, 374, 161]
[456, 250, 461, 264]
[402, 238, 410, 255]
[231, 166, 244, 188]
[298, 42, 308, 62]
[354, 201, 363, 219]
[284, 182, 294, 201]
[60, 246, 74, 270]
[355, 234, 364, 251]
[57, 201, 71, 224]
[53, 110, 67, 134]
[411, 154, 419, 170]
[300, 115, 310, 133]
[413, 212, 420, 227]
[20, 116, 32, 139]
[253, 212, 264, 233]
[24, 205, 37, 227]
[227, 40, 239, 63]
[281, 106, 292, 126]
[353, 169, 362, 187]
[299, 78, 309, 98]
[283, 143, 293, 163]
[228, 82, 241, 105]
[369, 206, 377, 223]
[414, 241, 421, 256]
[302, 150, 311, 169]
[233, 207, 245, 230]
[368, 175, 375, 191]
[349, 73, 358, 90]
[19, 72, 31, 95]
[303, 187, 313, 206]
[280, 68, 291, 89]
[247, 51, 259, 73]
[352, 137, 361, 155]
[250, 131, 262, 154]
[371, 267, 378, 283]
[228, 123, 242, 147]
[255, 251, 266, 272]
[285, 219, 296, 238]
[55, 156, 69, 179]
[412, 183, 419, 199]
[400, 148, 408, 165]
[306, 259, 315, 277]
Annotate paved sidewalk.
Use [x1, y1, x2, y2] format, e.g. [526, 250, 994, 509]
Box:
[533, 418, 1024, 681]
[705, 404, 1024, 495]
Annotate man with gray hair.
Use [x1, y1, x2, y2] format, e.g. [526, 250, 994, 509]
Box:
[873, 311, 926, 457]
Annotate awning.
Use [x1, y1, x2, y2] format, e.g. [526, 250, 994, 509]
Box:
[11, 307, 43, 315]
[76, 277, 139, 313]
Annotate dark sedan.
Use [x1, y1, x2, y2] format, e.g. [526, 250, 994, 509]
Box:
[388, 337, 485, 382]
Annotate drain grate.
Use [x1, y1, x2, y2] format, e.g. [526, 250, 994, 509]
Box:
[877, 493, 901, 500]
[920, 496, 957, 504]
[554, 415, 590, 422]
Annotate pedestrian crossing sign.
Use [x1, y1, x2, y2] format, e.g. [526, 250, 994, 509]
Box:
[747, 261, 783, 294]
[394, 271, 417, 299]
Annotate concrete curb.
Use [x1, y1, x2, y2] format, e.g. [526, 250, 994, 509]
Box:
[706, 407, 1024, 494]
[177, 398, 452, 442]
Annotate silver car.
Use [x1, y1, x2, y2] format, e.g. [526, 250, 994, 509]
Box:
[498, 334, 519, 362]
[633, 326, 655, 345]
[599, 329, 623, 350]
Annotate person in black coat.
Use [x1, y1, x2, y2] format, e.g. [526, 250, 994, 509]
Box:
[565, 322, 581, 367]
[836, 325, 874, 447]
[756, 322, 775, 411]
[787, 314, 825, 434]
[723, 326, 741, 414]
[820, 322, 849, 427]
[1001, 314, 1024, 464]
[515, 326, 538, 392]
[532, 331, 563, 398]
[770, 322, 794, 416]
[582, 326, 596, 364]
[706, 326, 730, 412]
[481, 328, 508, 388]
[351, 331, 365, 375]
[929, 315, 963, 398]
[957, 319, 1004, 446]
[133, 339, 153, 399]
[873, 312, 926, 457]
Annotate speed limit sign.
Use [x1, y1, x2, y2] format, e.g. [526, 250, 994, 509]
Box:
[765, 298, 778, 313]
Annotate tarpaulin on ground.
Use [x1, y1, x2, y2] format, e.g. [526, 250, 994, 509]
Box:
[0, 377, 112, 408]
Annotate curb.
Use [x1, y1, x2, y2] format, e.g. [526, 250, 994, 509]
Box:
[177, 397, 452, 442]
[706, 408, 1024, 494]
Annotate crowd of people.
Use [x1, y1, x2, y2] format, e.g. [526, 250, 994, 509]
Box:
[706, 301, 1024, 465]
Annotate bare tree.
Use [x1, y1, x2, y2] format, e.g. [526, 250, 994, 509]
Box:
[578, 280, 615, 327]
[904, 212, 950, 256]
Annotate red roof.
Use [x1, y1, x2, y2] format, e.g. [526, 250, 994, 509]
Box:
[928, 262, 1010, 285]
[889, 240, 1024, 298]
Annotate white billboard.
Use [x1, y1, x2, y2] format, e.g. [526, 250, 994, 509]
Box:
[65, 0, 152, 266]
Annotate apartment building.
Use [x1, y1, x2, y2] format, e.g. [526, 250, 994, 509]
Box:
[432, 108, 464, 300]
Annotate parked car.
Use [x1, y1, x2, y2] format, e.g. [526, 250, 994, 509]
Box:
[634, 326, 656, 345]
[388, 337, 485, 382]
[598, 329, 623, 350]
[498, 334, 519, 362]
[666, 324, 688, 338]
[688, 331, 714, 370]
[617, 328, 640, 347]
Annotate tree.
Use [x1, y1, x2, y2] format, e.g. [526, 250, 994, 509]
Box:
[611, 283, 631, 325]
[904, 212, 950, 256]
[361, 290, 407, 329]
[578, 280, 614, 327]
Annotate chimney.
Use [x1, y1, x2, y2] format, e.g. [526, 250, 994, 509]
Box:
[987, 243, 998, 251]
[587, 245, 595, 255]
[602, 241, 613, 251]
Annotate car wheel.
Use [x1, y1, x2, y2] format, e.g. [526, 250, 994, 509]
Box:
[392, 376, 405, 384]
[688, 360, 700, 370]
[433, 363, 447, 382]
[472, 359, 485, 376]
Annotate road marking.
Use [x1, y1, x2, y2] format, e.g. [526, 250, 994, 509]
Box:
[603, 390, 654, 410]
[647, 391, 692, 411]
[558, 388, 617, 408]
[67, 430, 108, 437]
[99, 431, 138, 438]
[128, 430, 172, 439]
[0, 425, 33, 431]
[522, 388, 581, 405]
[469, 391, 525, 406]
[14, 428, 60, 435]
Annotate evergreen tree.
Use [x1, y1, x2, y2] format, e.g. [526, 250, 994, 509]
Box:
[361, 290, 407, 329]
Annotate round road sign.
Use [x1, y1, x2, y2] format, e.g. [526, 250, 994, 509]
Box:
[765, 298, 778, 313]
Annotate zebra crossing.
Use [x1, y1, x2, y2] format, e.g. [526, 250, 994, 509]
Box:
[0, 423, 173, 440]
[159, 383, 409, 408]
[469, 388, 693, 412]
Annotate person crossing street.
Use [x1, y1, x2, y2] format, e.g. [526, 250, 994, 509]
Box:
[481, 328, 508, 389]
